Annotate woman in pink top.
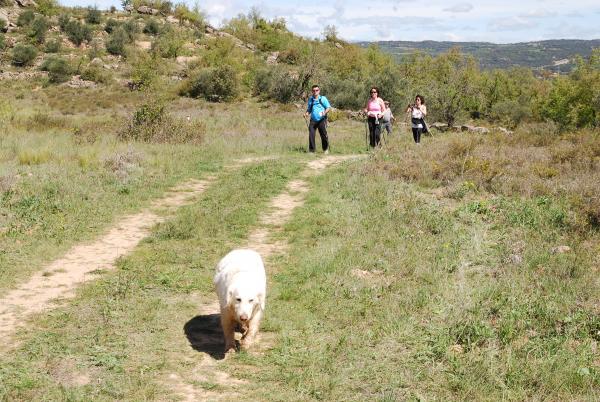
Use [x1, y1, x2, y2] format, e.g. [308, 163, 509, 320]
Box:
[363, 87, 386, 147]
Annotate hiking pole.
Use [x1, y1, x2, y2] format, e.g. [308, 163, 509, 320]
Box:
[364, 117, 369, 151]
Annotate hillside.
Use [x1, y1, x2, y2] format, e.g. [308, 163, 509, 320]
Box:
[357, 39, 600, 73]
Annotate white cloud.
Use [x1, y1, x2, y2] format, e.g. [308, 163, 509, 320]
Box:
[519, 9, 557, 18]
[489, 16, 534, 31]
[443, 3, 473, 13]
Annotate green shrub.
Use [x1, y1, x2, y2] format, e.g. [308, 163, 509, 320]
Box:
[130, 51, 159, 90]
[143, 18, 160, 35]
[80, 65, 110, 84]
[151, 27, 185, 58]
[17, 10, 35, 27]
[0, 18, 6, 32]
[158, 1, 172, 15]
[173, 3, 205, 29]
[0, 34, 5, 51]
[490, 99, 532, 128]
[28, 15, 49, 44]
[44, 38, 61, 53]
[104, 18, 120, 33]
[85, 7, 102, 24]
[11, 44, 38, 66]
[0, 0, 12, 6]
[106, 27, 129, 56]
[58, 13, 70, 31]
[87, 39, 104, 60]
[118, 100, 205, 143]
[36, 0, 60, 16]
[181, 65, 240, 102]
[324, 76, 365, 110]
[122, 19, 139, 42]
[41, 56, 72, 83]
[254, 67, 302, 103]
[65, 20, 93, 46]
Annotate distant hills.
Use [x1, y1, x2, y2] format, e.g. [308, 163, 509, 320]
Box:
[357, 39, 600, 73]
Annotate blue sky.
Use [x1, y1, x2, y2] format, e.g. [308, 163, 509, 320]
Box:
[60, 0, 600, 43]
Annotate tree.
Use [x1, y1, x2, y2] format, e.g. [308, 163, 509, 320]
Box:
[323, 25, 339, 43]
[425, 48, 480, 127]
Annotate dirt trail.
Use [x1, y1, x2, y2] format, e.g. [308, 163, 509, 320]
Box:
[174, 154, 361, 401]
[0, 158, 274, 347]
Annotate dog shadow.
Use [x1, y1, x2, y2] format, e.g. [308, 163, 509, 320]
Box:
[184, 313, 228, 360]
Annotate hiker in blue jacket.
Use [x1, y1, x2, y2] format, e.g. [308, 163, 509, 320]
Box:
[303, 84, 331, 154]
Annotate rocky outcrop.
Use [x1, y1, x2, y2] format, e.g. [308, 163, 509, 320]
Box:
[0, 71, 48, 80]
[137, 6, 158, 15]
[266, 51, 279, 65]
[15, 0, 36, 7]
[175, 55, 199, 65]
[65, 75, 96, 88]
[495, 127, 514, 135]
[461, 125, 490, 134]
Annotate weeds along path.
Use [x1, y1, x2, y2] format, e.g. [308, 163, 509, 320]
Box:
[0, 158, 270, 348]
[169, 154, 362, 402]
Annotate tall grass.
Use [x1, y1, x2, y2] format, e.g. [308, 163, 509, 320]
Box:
[0, 78, 597, 401]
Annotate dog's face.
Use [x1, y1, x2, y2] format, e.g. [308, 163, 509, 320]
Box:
[228, 286, 264, 323]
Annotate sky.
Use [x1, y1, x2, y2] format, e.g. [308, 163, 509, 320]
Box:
[60, 0, 600, 43]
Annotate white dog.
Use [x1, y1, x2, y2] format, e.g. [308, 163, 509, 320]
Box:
[214, 249, 266, 352]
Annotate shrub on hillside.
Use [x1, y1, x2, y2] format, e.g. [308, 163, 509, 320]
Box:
[173, 3, 205, 29]
[41, 56, 72, 83]
[11, 44, 38, 66]
[105, 27, 130, 56]
[129, 51, 160, 90]
[65, 20, 93, 46]
[80, 65, 110, 84]
[0, 18, 7, 33]
[28, 15, 49, 44]
[539, 52, 600, 129]
[158, 1, 172, 15]
[44, 38, 61, 53]
[180, 65, 239, 102]
[104, 18, 120, 33]
[0, 33, 6, 51]
[122, 19, 139, 42]
[87, 39, 104, 60]
[151, 27, 185, 58]
[0, 0, 12, 6]
[324, 76, 365, 110]
[36, 0, 60, 16]
[17, 10, 35, 27]
[254, 67, 302, 103]
[143, 18, 160, 35]
[58, 13, 70, 31]
[489, 99, 532, 128]
[85, 7, 102, 24]
[118, 100, 205, 143]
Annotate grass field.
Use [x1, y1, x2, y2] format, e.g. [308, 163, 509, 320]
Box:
[0, 79, 598, 401]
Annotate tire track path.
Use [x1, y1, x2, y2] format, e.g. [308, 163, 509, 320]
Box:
[0, 158, 269, 348]
[169, 154, 361, 402]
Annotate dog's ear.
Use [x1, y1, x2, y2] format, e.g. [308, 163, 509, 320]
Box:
[258, 292, 265, 311]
